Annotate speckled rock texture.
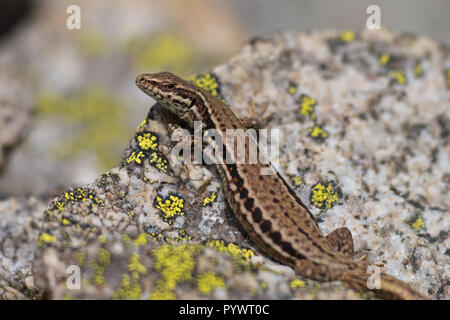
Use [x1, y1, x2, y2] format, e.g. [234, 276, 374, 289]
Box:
[2, 29, 449, 300]
[0, 197, 46, 299]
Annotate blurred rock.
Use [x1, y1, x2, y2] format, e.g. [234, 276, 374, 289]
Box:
[0, 0, 244, 197]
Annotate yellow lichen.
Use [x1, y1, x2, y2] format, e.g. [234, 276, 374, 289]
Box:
[298, 95, 317, 120]
[133, 33, 196, 76]
[38, 233, 56, 246]
[197, 271, 226, 294]
[189, 73, 221, 97]
[136, 132, 158, 151]
[36, 89, 129, 169]
[134, 233, 148, 247]
[113, 253, 147, 299]
[98, 235, 107, 244]
[308, 125, 329, 140]
[125, 151, 145, 165]
[379, 53, 390, 67]
[414, 63, 423, 77]
[74, 251, 85, 266]
[340, 30, 355, 43]
[390, 70, 406, 85]
[136, 119, 147, 131]
[154, 194, 185, 222]
[411, 217, 425, 232]
[288, 84, 297, 95]
[150, 244, 204, 300]
[206, 240, 254, 267]
[310, 182, 341, 212]
[148, 152, 169, 172]
[291, 176, 303, 187]
[290, 279, 306, 289]
[202, 192, 217, 207]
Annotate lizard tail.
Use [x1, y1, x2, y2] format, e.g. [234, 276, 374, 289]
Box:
[341, 270, 430, 300]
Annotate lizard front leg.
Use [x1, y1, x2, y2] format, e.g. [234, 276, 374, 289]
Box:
[325, 227, 354, 257]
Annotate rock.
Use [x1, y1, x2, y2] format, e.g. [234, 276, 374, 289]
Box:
[0, 197, 46, 299]
[4, 29, 450, 300]
[33, 29, 450, 300]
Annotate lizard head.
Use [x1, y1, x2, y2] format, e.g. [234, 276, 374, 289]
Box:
[136, 72, 203, 126]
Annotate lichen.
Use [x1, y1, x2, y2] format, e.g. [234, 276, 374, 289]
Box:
[298, 94, 317, 120]
[197, 271, 226, 294]
[411, 217, 425, 232]
[202, 192, 217, 207]
[154, 194, 185, 223]
[290, 279, 306, 289]
[307, 125, 329, 141]
[36, 89, 129, 169]
[150, 244, 204, 300]
[340, 30, 355, 43]
[390, 70, 407, 85]
[206, 240, 254, 269]
[310, 181, 342, 212]
[132, 33, 196, 76]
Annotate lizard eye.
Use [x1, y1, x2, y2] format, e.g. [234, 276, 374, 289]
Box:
[165, 83, 175, 89]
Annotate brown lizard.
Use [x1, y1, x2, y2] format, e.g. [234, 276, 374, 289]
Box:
[136, 71, 429, 300]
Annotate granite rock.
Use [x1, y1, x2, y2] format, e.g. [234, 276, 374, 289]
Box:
[3, 29, 450, 300]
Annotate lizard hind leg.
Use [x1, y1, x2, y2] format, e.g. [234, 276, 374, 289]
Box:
[326, 227, 354, 257]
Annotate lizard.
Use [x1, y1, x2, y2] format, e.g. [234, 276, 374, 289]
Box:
[135, 71, 429, 300]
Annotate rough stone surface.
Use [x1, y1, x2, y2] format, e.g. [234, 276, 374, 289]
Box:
[2, 29, 449, 300]
[0, 197, 46, 299]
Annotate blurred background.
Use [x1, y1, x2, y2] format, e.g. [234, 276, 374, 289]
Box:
[0, 0, 448, 198]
